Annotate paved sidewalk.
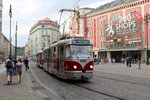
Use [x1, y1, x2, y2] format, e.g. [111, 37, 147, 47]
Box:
[0, 64, 43, 100]
[0, 63, 5, 73]
[95, 63, 150, 78]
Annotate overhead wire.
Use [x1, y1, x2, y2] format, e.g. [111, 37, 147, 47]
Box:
[59, 0, 81, 27]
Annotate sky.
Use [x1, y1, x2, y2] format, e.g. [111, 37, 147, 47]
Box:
[2, 0, 114, 47]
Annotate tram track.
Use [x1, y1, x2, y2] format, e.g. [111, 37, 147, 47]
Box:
[72, 83, 126, 100]
[64, 78, 126, 100]
[93, 74, 150, 87]
[35, 65, 124, 100]
[69, 75, 150, 100]
[34, 63, 150, 100]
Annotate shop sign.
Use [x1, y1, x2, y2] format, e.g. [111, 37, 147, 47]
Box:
[132, 11, 142, 22]
[106, 14, 136, 37]
[137, 37, 141, 40]
[132, 36, 137, 40]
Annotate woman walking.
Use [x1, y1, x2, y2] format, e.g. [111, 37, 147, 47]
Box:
[16, 58, 22, 83]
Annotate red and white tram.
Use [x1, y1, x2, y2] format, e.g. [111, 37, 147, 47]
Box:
[42, 38, 94, 80]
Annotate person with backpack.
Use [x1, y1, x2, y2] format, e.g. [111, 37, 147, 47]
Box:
[5, 57, 14, 85]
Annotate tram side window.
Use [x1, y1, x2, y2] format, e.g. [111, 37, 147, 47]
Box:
[60, 45, 64, 56]
[66, 46, 71, 57]
[53, 47, 57, 57]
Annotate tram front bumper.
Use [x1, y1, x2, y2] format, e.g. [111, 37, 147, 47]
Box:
[64, 71, 93, 80]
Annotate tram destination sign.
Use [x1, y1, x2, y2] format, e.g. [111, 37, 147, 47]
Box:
[72, 39, 90, 44]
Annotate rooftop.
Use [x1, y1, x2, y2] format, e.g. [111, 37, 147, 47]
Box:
[87, 0, 136, 14]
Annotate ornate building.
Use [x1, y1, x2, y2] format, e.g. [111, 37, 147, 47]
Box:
[70, 0, 150, 62]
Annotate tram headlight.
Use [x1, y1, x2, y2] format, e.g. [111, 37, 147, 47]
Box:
[90, 65, 93, 69]
[73, 65, 77, 69]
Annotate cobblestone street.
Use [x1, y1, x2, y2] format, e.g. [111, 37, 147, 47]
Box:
[1, 62, 150, 100]
[94, 63, 150, 77]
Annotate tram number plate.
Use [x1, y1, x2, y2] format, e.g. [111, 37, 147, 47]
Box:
[82, 71, 86, 73]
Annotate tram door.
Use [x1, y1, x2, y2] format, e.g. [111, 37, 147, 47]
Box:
[58, 45, 65, 76]
[47, 49, 50, 72]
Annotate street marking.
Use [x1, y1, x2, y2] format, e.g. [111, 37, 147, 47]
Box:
[29, 63, 62, 100]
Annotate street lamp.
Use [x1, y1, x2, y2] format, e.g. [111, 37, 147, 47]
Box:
[144, 13, 150, 65]
[15, 22, 17, 59]
[9, 4, 12, 58]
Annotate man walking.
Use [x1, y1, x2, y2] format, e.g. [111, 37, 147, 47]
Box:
[128, 57, 132, 67]
[23, 57, 29, 71]
[5, 57, 14, 85]
[126, 57, 129, 67]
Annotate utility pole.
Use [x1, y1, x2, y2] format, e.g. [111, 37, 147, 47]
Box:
[59, 9, 80, 35]
[144, 13, 150, 65]
[9, 4, 12, 58]
[15, 22, 17, 59]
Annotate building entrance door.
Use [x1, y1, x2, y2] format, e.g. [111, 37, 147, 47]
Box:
[111, 51, 122, 63]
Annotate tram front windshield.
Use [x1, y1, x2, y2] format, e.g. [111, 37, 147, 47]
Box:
[66, 45, 92, 58]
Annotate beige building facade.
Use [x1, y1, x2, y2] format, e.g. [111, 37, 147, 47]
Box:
[28, 18, 60, 57]
[24, 42, 29, 57]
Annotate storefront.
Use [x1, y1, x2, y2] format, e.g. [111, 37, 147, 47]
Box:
[104, 12, 144, 63]
[98, 51, 107, 61]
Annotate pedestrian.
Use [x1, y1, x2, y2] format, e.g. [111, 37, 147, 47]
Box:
[121, 58, 125, 64]
[16, 58, 22, 83]
[5, 57, 14, 85]
[113, 58, 115, 64]
[23, 57, 29, 71]
[128, 57, 132, 67]
[126, 57, 129, 67]
[12, 58, 17, 75]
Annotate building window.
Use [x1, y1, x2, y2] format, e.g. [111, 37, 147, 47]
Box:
[100, 42, 105, 48]
[100, 29, 104, 36]
[88, 30, 94, 37]
[130, 22, 138, 33]
[114, 27, 119, 34]
[113, 14, 120, 22]
[100, 18, 105, 24]
[88, 21, 93, 27]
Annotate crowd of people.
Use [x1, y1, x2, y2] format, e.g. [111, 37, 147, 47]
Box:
[95, 57, 140, 67]
[4, 57, 29, 85]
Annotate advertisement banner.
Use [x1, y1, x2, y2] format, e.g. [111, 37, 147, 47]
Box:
[133, 11, 142, 23]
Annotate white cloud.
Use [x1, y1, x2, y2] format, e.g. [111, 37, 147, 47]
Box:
[2, 0, 114, 47]
[2, 0, 56, 46]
